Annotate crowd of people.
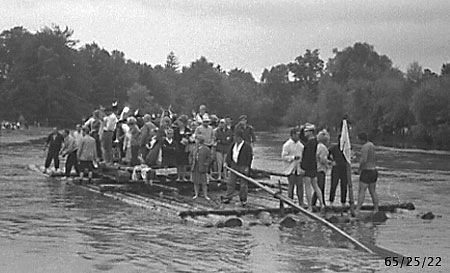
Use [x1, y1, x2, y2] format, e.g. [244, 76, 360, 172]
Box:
[42, 101, 378, 211]
[42, 103, 257, 204]
[281, 124, 378, 214]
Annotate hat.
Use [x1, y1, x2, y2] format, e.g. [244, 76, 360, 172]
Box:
[127, 117, 137, 124]
[304, 123, 316, 132]
[239, 115, 247, 121]
[178, 114, 189, 124]
[219, 119, 226, 123]
[202, 117, 211, 122]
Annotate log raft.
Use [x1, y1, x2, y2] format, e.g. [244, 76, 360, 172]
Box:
[29, 164, 415, 230]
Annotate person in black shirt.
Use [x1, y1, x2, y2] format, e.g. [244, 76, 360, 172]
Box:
[328, 135, 347, 205]
[328, 135, 348, 206]
[300, 123, 324, 211]
[43, 127, 64, 173]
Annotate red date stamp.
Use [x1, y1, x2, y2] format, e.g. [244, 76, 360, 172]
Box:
[385, 256, 442, 268]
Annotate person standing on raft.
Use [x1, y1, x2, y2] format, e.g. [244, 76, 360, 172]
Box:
[356, 132, 379, 215]
[221, 130, 253, 207]
[300, 123, 325, 211]
[190, 135, 211, 200]
[281, 127, 305, 206]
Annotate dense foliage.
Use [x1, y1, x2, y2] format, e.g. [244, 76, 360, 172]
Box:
[1, 26, 449, 147]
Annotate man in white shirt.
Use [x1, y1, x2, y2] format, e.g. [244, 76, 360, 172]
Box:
[281, 128, 305, 206]
[73, 124, 83, 148]
[194, 117, 214, 147]
[194, 105, 209, 123]
[102, 107, 118, 163]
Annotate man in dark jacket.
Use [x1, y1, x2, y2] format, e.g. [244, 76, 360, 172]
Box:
[221, 130, 253, 207]
[328, 135, 348, 206]
[43, 127, 64, 174]
[234, 115, 256, 146]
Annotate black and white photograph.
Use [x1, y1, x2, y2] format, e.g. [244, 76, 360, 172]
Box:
[1, 1, 449, 272]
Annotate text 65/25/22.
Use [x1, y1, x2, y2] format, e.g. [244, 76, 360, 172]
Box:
[385, 257, 442, 268]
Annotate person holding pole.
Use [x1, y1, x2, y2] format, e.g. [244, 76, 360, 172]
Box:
[221, 130, 253, 207]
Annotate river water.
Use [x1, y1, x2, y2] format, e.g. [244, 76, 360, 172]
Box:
[1, 131, 449, 272]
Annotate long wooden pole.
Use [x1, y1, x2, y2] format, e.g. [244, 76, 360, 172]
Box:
[226, 166, 375, 254]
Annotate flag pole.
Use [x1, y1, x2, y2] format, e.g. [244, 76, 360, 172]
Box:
[340, 119, 355, 216]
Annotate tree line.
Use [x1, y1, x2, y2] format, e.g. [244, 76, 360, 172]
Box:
[1, 25, 449, 148]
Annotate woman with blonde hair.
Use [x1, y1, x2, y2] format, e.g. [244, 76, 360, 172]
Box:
[313, 129, 331, 206]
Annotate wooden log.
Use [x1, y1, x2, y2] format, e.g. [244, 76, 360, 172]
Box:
[324, 202, 415, 213]
[279, 215, 298, 228]
[219, 217, 243, 228]
[179, 207, 298, 218]
[226, 166, 375, 255]
[98, 184, 130, 192]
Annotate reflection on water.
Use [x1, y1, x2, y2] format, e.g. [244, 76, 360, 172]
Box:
[1, 134, 449, 272]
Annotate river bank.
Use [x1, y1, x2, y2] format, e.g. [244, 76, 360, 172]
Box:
[0, 126, 49, 146]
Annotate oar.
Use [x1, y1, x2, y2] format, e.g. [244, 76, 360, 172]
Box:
[226, 166, 375, 254]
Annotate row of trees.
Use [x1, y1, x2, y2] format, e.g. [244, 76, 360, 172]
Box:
[1, 25, 449, 147]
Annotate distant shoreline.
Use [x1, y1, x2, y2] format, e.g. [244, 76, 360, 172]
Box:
[0, 126, 49, 146]
[2, 125, 450, 156]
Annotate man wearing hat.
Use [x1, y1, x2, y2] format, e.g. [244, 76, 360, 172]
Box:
[194, 116, 214, 148]
[235, 115, 255, 146]
[222, 130, 253, 207]
[214, 119, 233, 180]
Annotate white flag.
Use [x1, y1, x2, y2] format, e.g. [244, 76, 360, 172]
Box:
[340, 119, 352, 164]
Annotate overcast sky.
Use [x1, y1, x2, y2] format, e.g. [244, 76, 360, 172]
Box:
[2, 0, 450, 79]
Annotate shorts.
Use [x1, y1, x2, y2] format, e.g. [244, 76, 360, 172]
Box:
[360, 169, 378, 184]
[304, 169, 317, 178]
[79, 160, 94, 173]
